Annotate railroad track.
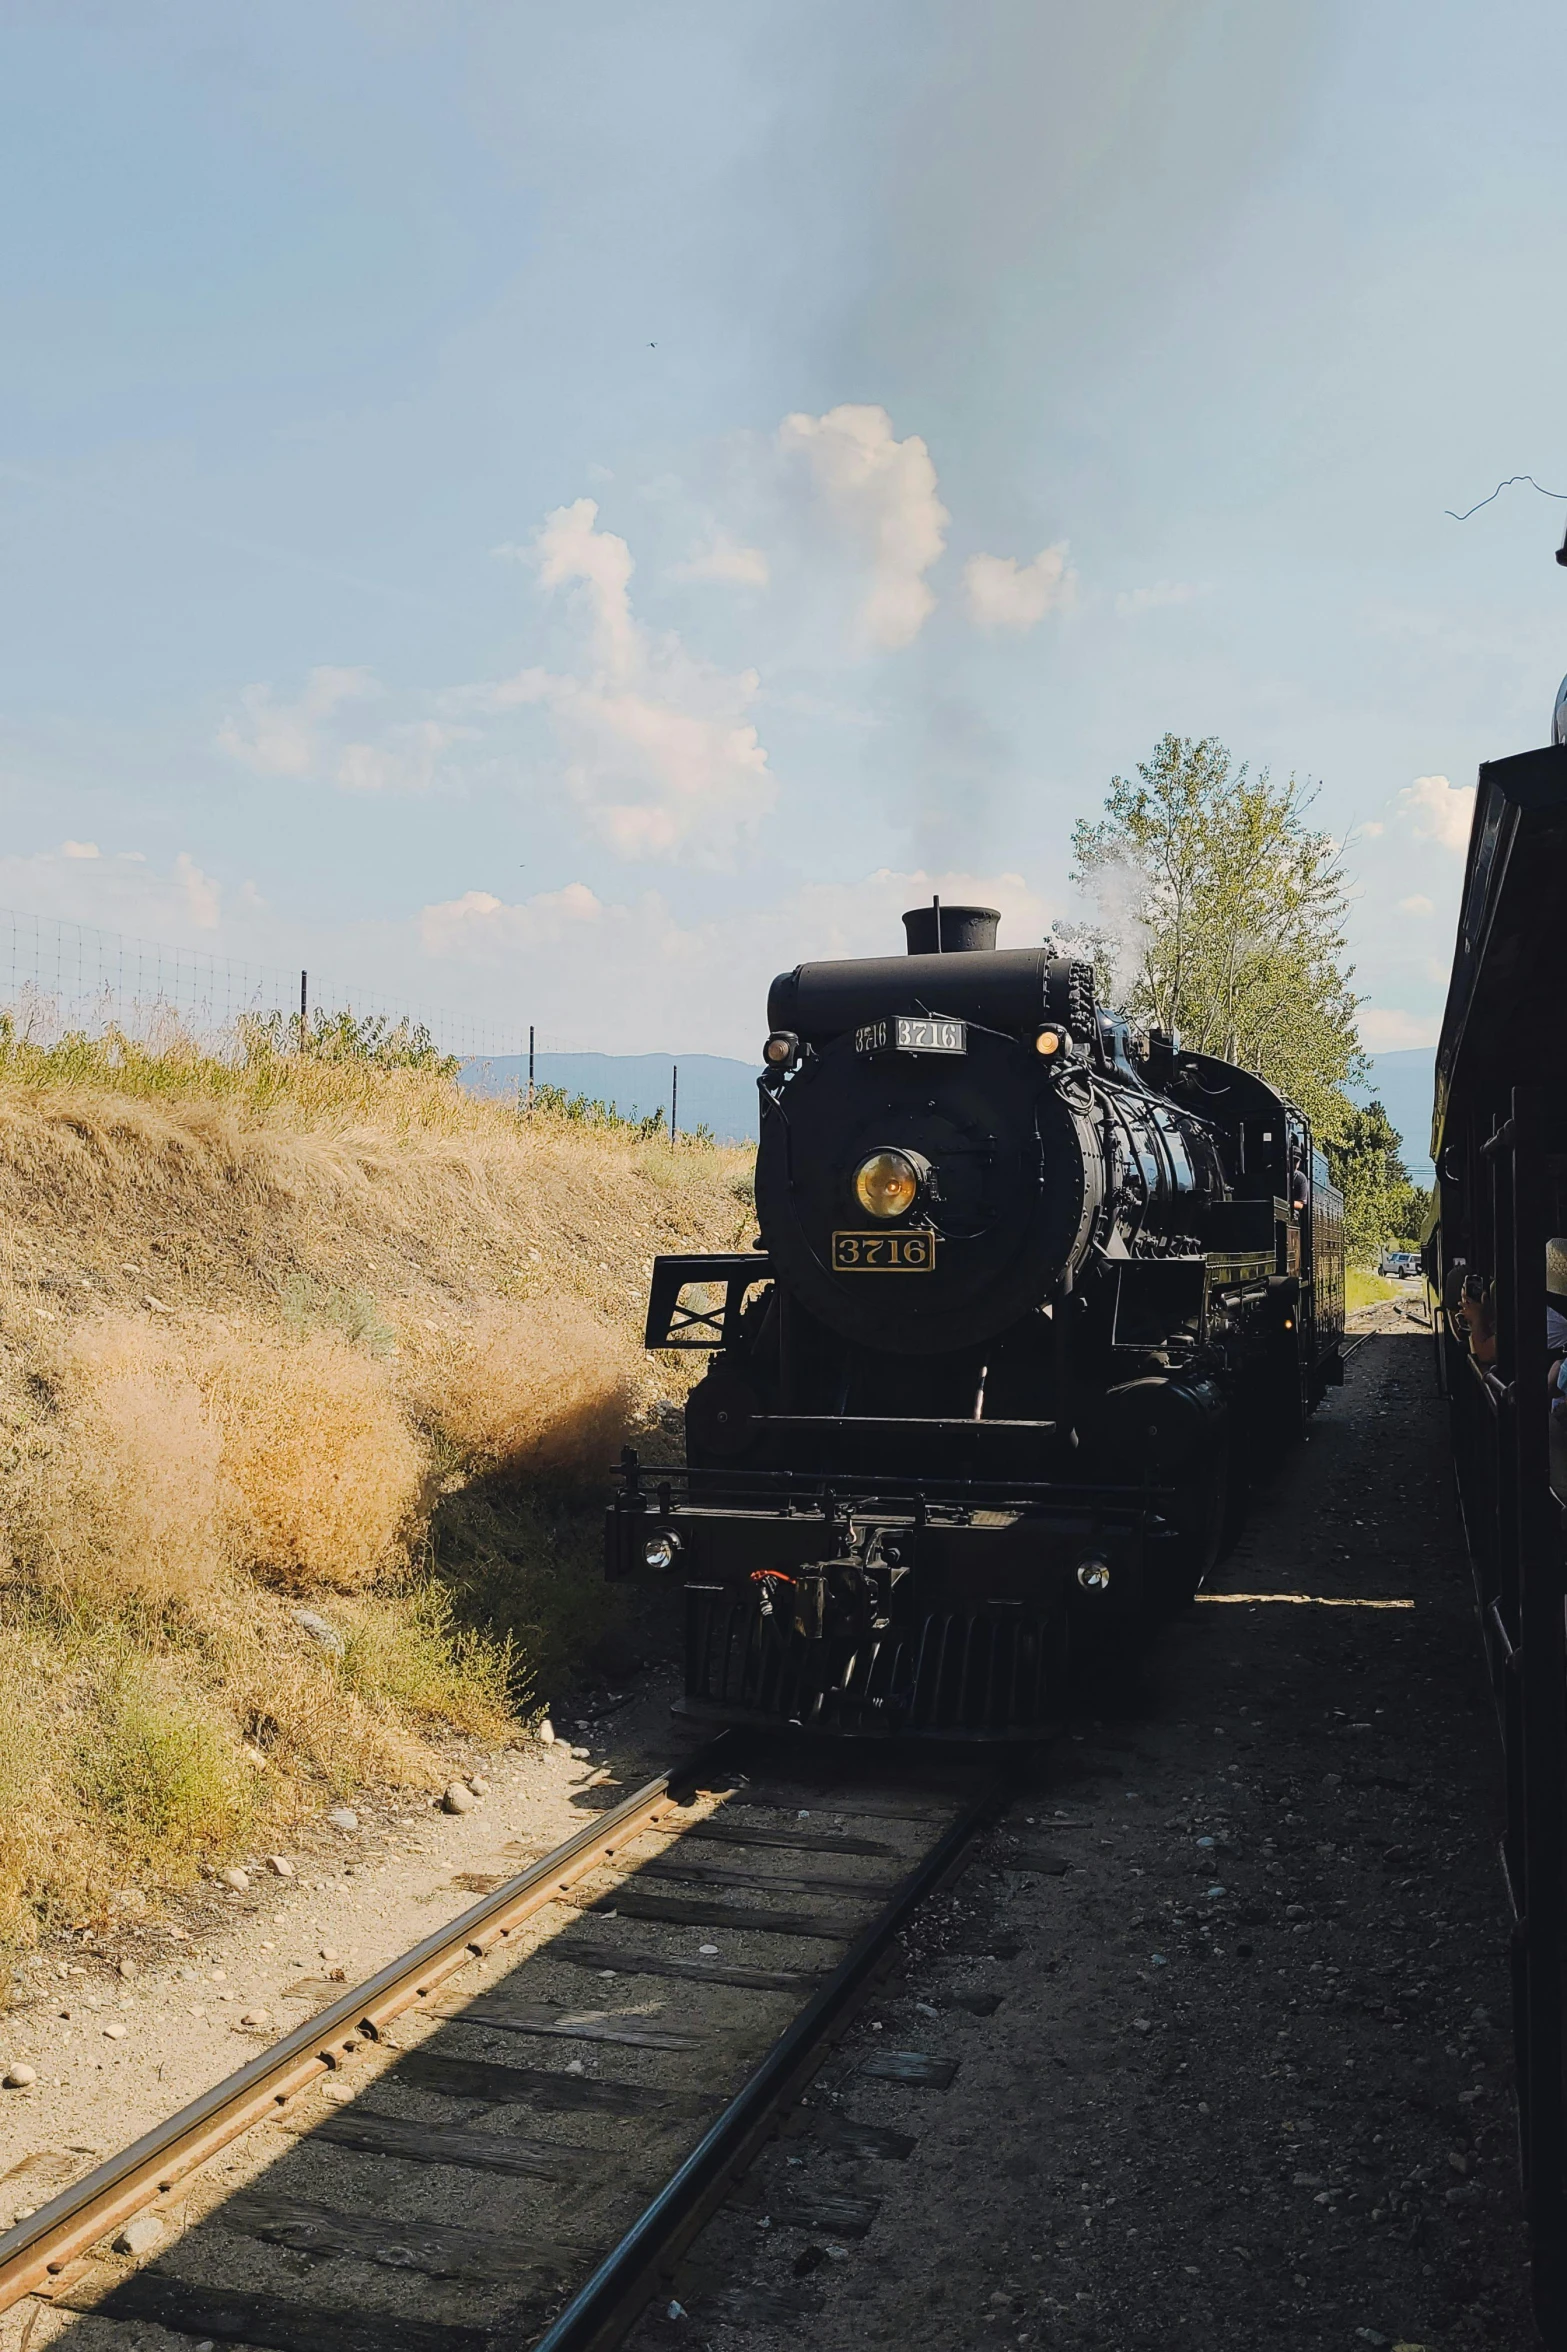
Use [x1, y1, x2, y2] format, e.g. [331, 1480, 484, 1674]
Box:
[0, 1735, 1013, 2352]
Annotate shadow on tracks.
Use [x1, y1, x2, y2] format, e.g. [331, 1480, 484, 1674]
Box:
[21, 1747, 996, 2352]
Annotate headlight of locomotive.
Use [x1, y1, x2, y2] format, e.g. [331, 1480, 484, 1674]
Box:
[853, 1148, 921, 1219]
[642, 1529, 682, 1571]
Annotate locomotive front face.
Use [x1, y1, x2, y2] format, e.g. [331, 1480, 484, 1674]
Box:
[754, 1021, 1101, 1355]
[610, 897, 1335, 1741]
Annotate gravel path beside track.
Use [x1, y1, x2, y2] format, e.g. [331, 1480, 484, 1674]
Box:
[0, 1715, 686, 2219]
[649, 1317, 1534, 2350]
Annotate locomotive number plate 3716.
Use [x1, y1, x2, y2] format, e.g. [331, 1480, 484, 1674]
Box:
[854, 1015, 967, 1055]
[831, 1230, 937, 1272]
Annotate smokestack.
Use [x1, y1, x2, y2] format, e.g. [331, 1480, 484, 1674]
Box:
[901, 902, 1001, 955]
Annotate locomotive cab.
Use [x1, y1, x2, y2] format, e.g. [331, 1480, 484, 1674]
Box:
[607, 905, 1345, 1738]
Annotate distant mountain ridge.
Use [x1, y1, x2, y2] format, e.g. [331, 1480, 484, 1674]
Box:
[461, 1051, 760, 1143]
[460, 1042, 1440, 1176]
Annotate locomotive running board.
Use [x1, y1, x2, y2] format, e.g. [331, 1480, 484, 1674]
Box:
[614, 1451, 1173, 1506]
[734, 1413, 1057, 1435]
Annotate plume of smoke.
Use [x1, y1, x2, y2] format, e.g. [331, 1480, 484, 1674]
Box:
[1057, 853, 1149, 1014]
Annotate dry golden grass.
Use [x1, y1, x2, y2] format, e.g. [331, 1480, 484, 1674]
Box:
[0, 1052, 752, 1945]
[10, 1317, 426, 1600]
[201, 1328, 426, 1590]
[13, 1319, 225, 1606]
[409, 1297, 642, 1482]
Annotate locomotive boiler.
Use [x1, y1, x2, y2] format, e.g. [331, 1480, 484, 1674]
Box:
[607, 903, 1345, 1737]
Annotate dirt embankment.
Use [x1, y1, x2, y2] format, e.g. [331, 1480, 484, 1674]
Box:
[0, 1063, 751, 1953]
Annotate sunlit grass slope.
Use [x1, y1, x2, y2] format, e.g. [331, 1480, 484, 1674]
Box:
[0, 1024, 753, 1945]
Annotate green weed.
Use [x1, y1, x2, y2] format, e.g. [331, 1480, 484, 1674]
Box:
[336, 1583, 517, 1735]
[85, 1663, 254, 1871]
[430, 1489, 620, 1717]
[279, 1273, 396, 1357]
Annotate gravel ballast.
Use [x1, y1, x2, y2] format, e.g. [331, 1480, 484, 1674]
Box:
[649, 1314, 1534, 2349]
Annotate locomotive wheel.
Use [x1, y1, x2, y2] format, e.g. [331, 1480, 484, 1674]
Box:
[1147, 1432, 1230, 1616]
[1250, 1345, 1307, 1473]
[1217, 1449, 1250, 1559]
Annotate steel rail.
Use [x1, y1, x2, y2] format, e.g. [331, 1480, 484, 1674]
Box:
[531, 1759, 1012, 2352]
[0, 1735, 734, 2313]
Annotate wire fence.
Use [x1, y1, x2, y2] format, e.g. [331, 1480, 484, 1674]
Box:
[0, 906, 536, 1062]
[0, 906, 711, 1133]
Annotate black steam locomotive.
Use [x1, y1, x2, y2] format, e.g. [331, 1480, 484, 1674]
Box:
[607, 903, 1345, 1737]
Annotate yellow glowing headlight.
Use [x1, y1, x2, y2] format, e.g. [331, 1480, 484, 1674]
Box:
[854, 1148, 921, 1219]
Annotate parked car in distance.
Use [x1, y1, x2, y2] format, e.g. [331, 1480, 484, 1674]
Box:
[1378, 1249, 1421, 1278]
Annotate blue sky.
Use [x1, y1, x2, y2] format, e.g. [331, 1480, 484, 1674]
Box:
[2, 0, 1565, 1056]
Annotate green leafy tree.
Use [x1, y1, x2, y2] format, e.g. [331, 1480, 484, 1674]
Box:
[1322, 1099, 1430, 1259]
[1071, 733, 1364, 1136]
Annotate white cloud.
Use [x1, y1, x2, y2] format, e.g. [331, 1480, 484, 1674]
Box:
[174, 852, 221, 929]
[216, 665, 379, 778]
[782, 867, 1057, 959]
[1114, 580, 1198, 618]
[481, 498, 774, 862]
[669, 533, 770, 589]
[336, 720, 476, 795]
[779, 405, 948, 651]
[419, 865, 1058, 1056]
[532, 497, 642, 679]
[1359, 1006, 1442, 1052]
[419, 882, 721, 1045]
[61, 840, 100, 859]
[1359, 819, 1385, 838]
[0, 845, 227, 950]
[1397, 772, 1476, 852]
[965, 544, 1076, 632]
[1398, 894, 1435, 917]
[217, 665, 470, 795]
[421, 880, 609, 959]
[221, 498, 773, 853]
